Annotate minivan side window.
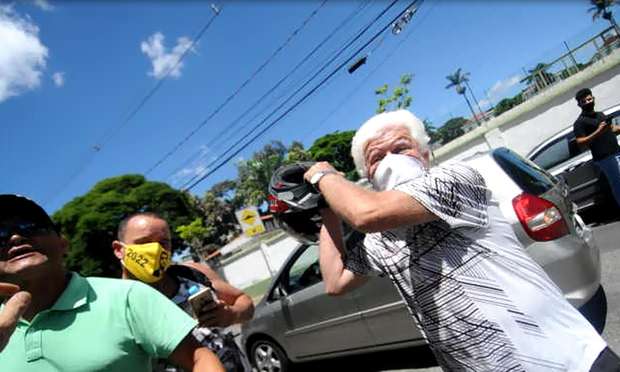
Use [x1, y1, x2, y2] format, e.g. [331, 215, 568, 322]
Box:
[285, 244, 322, 294]
[530, 134, 572, 170]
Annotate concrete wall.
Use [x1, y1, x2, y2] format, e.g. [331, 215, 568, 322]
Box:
[433, 50, 620, 163]
[219, 236, 300, 289]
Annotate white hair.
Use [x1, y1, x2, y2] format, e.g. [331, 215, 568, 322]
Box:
[351, 110, 430, 178]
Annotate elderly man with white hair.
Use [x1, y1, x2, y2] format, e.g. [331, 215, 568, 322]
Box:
[303, 110, 617, 372]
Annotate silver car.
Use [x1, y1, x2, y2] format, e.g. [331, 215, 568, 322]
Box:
[527, 103, 620, 224]
[241, 147, 605, 372]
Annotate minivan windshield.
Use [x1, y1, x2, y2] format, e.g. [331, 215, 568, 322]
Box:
[493, 148, 555, 195]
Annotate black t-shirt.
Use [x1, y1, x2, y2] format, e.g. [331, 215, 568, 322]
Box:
[573, 110, 620, 161]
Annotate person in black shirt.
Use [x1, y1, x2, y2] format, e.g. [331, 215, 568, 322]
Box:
[573, 88, 620, 207]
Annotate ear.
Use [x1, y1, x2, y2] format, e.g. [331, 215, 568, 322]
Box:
[112, 240, 125, 260]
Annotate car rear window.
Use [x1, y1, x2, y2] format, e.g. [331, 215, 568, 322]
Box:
[492, 147, 555, 195]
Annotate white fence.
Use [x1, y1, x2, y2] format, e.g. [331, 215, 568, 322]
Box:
[219, 235, 300, 290]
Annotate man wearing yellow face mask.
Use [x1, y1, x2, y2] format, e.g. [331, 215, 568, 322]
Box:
[112, 212, 254, 372]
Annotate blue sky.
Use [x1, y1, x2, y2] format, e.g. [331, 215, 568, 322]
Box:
[0, 0, 613, 213]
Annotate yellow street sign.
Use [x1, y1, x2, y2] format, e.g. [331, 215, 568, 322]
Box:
[235, 207, 266, 237]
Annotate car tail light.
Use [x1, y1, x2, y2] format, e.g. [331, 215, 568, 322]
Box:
[512, 193, 569, 241]
[268, 194, 289, 213]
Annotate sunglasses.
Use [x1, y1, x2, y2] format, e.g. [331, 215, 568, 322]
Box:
[0, 220, 55, 249]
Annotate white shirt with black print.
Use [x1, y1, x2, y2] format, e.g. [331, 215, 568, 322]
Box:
[344, 163, 606, 372]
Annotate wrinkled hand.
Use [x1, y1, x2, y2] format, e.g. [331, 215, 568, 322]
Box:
[303, 162, 341, 183]
[0, 283, 31, 352]
[197, 300, 237, 328]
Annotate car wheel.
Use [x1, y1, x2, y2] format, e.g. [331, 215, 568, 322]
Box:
[578, 285, 607, 334]
[251, 339, 290, 372]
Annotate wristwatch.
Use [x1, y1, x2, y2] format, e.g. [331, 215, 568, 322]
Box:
[310, 170, 339, 191]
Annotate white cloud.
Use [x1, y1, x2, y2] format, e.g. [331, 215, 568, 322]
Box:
[171, 146, 212, 185]
[0, 6, 48, 102]
[33, 0, 54, 11]
[478, 75, 522, 109]
[140, 32, 195, 79]
[51, 71, 64, 87]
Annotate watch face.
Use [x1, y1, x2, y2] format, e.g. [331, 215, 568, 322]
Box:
[311, 172, 323, 185]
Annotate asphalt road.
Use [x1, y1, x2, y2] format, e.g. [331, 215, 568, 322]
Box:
[289, 222, 620, 372]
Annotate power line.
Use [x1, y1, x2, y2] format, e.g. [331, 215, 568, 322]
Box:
[166, 0, 372, 182]
[145, 0, 329, 176]
[183, 0, 418, 192]
[301, 0, 434, 141]
[179, 0, 401, 190]
[41, 5, 221, 207]
[98, 7, 221, 149]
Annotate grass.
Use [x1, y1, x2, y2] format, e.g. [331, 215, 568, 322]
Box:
[242, 277, 273, 303]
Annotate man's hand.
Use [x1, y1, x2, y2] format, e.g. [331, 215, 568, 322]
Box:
[0, 283, 31, 352]
[598, 121, 610, 132]
[197, 299, 237, 328]
[304, 161, 341, 184]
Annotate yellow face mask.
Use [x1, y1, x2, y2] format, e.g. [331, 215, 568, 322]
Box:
[121, 242, 171, 283]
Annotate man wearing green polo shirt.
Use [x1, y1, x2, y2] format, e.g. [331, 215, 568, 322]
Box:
[0, 194, 225, 372]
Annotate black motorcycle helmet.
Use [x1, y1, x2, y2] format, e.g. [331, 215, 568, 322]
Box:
[268, 162, 324, 243]
[269, 162, 356, 244]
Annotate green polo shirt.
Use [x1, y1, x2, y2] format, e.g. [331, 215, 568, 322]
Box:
[0, 272, 197, 372]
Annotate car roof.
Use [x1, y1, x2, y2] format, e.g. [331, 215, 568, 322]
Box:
[526, 102, 620, 158]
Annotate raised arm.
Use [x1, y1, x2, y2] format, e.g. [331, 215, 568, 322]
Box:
[319, 209, 368, 295]
[305, 162, 437, 233]
[576, 121, 612, 147]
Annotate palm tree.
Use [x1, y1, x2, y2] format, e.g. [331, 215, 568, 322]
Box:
[445, 68, 479, 125]
[589, 0, 620, 33]
[522, 63, 555, 91]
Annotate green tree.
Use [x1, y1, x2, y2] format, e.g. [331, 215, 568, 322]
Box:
[192, 191, 240, 247]
[494, 93, 524, 117]
[445, 68, 479, 124]
[589, 0, 619, 32]
[285, 141, 313, 164]
[176, 218, 213, 253]
[308, 130, 358, 180]
[52, 174, 199, 277]
[523, 63, 555, 91]
[424, 119, 441, 145]
[235, 140, 311, 207]
[375, 73, 413, 113]
[437, 117, 468, 144]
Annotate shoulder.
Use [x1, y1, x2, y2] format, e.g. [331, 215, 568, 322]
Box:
[84, 276, 136, 295]
[85, 276, 160, 301]
[428, 163, 486, 187]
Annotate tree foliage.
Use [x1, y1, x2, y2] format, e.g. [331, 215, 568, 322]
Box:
[494, 93, 524, 117]
[235, 140, 312, 207]
[437, 117, 468, 144]
[175, 217, 213, 252]
[589, 0, 617, 22]
[375, 73, 413, 113]
[52, 174, 199, 277]
[309, 130, 358, 180]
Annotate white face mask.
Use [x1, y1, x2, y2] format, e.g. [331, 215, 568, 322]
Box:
[371, 153, 425, 191]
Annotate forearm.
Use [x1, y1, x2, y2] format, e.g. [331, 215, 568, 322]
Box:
[319, 210, 367, 295]
[577, 126, 608, 146]
[318, 174, 382, 231]
[192, 348, 225, 372]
